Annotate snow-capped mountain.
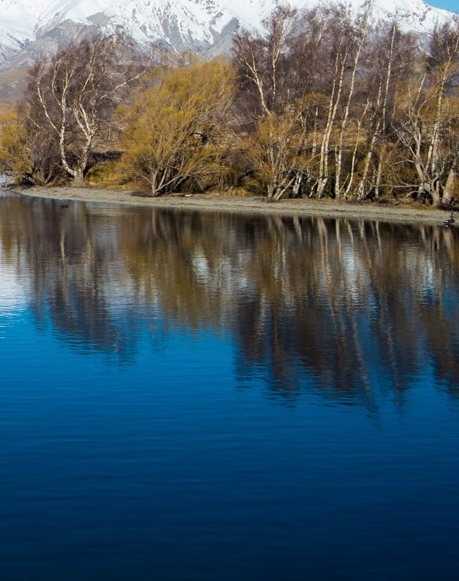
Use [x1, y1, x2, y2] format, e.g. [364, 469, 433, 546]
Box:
[0, 0, 455, 70]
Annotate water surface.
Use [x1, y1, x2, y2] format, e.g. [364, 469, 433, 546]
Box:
[0, 195, 458, 580]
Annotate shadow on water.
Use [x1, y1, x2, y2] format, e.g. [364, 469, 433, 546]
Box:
[0, 194, 458, 408]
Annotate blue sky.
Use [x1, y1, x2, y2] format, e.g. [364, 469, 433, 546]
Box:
[428, 0, 458, 11]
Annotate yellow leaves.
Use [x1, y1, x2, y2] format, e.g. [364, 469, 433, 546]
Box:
[116, 58, 235, 195]
[0, 107, 31, 177]
[243, 100, 314, 197]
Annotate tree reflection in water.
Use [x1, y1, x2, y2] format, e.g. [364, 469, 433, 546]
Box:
[1, 194, 458, 406]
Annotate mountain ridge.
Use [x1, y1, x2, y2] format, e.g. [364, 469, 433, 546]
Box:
[0, 0, 455, 72]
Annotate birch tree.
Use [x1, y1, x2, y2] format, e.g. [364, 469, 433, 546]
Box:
[232, 6, 330, 199]
[332, 10, 368, 199]
[393, 20, 459, 205]
[305, 7, 369, 199]
[232, 6, 298, 119]
[354, 22, 417, 200]
[24, 35, 146, 186]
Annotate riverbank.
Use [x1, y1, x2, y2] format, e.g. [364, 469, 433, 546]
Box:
[15, 186, 455, 225]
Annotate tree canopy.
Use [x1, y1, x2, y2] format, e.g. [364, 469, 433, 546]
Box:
[116, 58, 234, 196]
[1, 7, 459, 206]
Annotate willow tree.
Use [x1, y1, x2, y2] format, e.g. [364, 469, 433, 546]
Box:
[0, 108, 31, 182]
[116, 59, 234, 196]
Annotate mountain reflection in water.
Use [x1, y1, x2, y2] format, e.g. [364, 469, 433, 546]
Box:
[0, 194, 457, 409]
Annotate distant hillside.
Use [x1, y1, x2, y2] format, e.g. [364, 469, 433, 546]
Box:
[0, 68, 28, 107]
[0, 0, 455, 72]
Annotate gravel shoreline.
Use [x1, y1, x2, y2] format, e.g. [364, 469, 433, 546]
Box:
[15, 186, 454, 225]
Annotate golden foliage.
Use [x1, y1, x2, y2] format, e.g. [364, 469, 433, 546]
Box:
[0, 108, 31, 179]
[116, 58, 235, 196]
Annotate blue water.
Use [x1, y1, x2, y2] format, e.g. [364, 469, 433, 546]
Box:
[0, 196, 458, 580]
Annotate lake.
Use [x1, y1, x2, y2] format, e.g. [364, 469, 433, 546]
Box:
[0, 194, 458, 580]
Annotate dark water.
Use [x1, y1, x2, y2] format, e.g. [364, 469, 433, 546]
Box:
[0, 194, 458, 580]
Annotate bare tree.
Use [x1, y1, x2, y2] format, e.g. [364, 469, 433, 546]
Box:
[232, 5, 298, 119]
[24, 34, 147, 186]
[332, 8, 369, 199]
[353, 22, 418, 200]
[393, 20, 459, 205]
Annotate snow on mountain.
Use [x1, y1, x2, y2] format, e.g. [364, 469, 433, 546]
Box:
[0, 0, 455, 69]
